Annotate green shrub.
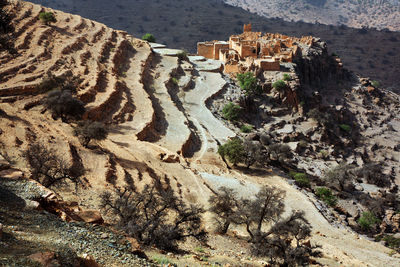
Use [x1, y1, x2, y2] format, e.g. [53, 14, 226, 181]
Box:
[152, 256, 176, 266]
[237, 72, 261, 96]
[272, 80, 286, 92]
[358, 211, 380, 231]
[376, 235, 400, 250]
[222, 102, 241, 121]
[371, 80, 380, 88]
[339, 124, 351, 132]
[240, 124, 253, 133]
[315, 187, 337, 207]
[177, 51, 188, 61]
[194, 247, 205, 253]
[218, 138, 245, 165]
[39, 12, 56, 25]
[293, 173, 310, 188]
[171, 77, 178, 85]
[283, 73, 291, 81]
[142, 33, 156, 42]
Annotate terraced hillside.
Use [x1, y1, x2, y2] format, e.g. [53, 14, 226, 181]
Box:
[1, 2, 400, 266]
[28, 0, 400, 93]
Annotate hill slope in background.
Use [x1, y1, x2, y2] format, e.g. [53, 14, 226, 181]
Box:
[29, 0, 400, 93]
[224, 0, 400, 31]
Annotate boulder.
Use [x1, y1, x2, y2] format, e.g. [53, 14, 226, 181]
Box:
[28, 252, 59, 267]
[0, 169, 24, 179]
[75, 210, 104, 224]
[78, 254, 100, 267]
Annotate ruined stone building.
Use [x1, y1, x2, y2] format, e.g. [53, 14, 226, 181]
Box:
[197, 24, 315, 74]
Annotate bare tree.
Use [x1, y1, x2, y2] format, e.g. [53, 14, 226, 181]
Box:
[234, 185, 285, 239]
[100, 184, 207, 251]
[23, 143, 83, 188]
[208, 187, 238, 233]
[251, 211, 320, 266]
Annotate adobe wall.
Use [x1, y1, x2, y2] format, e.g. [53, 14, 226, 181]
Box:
[213, 43, 229, 60]
[197, 43, 214, 59]
[224, 63, 240, 74]
[240, 45, 257, 58]
[259, 60, 280, 71]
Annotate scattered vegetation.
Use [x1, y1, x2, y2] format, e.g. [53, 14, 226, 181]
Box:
[240, 124, 253, 133]
[358, 211, 381, 231]
[74, 121, 108, 148]
[100, 184, 206, 251]
[282, 73, 291, 81]
[208, 185, 320, 266]
[23, 143, 84, 189]
[222, 102, 241, 121]
[141, 33, 156, 43]
[39, 11, 57, 25]
[315, 187, 337, 207]
[152, 256, 176, 266]
[171, 77, 179, 85]
[339, 123, 351, 133]
[237, 72, 262, 96]
[177, 50, 188, 61]
[272, 80, 286, 92]
[290, 172, 310, 188]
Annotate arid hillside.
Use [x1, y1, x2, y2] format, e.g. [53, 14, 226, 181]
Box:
[224, 0, 400, 31]
[28, 0, 400, 93]
[1, 1, 400, 266]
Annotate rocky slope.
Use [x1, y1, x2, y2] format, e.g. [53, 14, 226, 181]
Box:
[224, 0, 400, 31]
[0, 1, 400, 266]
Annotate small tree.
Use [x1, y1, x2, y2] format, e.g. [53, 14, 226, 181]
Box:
[218, 137, 245, 166]
[243, 140, 263, 168]
[315, 187, 337, 207]
[74, 120, 108, 147]
[324, 163, 355, 192]
[358, 211, 381, 231]
[237, 72, 261, 96]
[142, 33, 156, 42]
[45, 90, 85, 121]
[272, 80, 286, 92]
[208, 187, 238, 233]
[23, 143, 83, 189]
[39, 12, 57, 25]
[222, 102, 241, 121]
